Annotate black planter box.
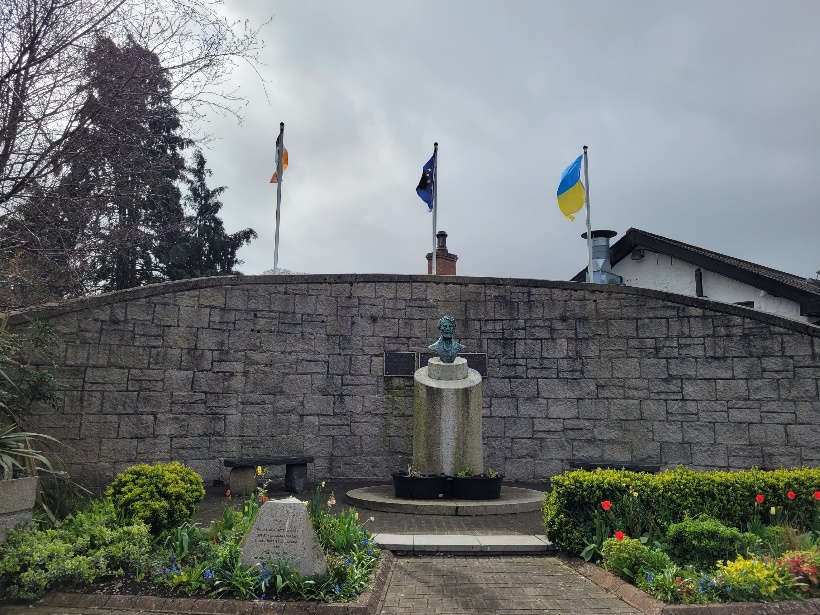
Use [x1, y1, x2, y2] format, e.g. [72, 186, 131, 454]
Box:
[450, 475, 504, 500]
[391, 472, 449, 499]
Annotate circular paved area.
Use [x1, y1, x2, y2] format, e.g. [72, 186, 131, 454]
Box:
[346, 484, 544, 515]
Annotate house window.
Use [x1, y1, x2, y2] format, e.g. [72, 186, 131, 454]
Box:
[734, 301, 755, 308]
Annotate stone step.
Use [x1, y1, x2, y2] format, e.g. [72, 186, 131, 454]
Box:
[372, 533, 555, 554]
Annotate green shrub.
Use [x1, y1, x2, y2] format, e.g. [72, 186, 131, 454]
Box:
[639, 548, 673, 575]
[601, 536, 649, 580]
[0, 498, 150, 599]
[542, 468, 656, 555]
[543, 466, 820, 554]
[665, 515, 757, 570]
[106, 462, 205, 534]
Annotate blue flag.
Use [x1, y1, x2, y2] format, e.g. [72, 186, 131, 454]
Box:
[416, 152, 436, 211]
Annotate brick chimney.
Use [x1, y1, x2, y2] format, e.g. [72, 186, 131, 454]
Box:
[426, 231, 458, 275]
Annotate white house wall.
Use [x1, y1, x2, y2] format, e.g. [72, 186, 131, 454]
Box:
[611, 251, 808, 323]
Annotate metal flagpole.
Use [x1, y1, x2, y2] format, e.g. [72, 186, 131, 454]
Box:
[583, 145, 594, 284]
[273, 122, 284, 274]
[431, 142, 439, 275]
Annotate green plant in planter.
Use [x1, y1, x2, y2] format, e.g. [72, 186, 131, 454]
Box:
[0, 317, 79, 524]
[457, 467, 473, 478]
[0, 424, 57, 480]
[0, 319, 60, 480]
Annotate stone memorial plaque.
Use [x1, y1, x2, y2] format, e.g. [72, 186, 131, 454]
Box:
[460, 353, 488, 377]
[384, 351, 417, 377]
[240, 496, 328, 577]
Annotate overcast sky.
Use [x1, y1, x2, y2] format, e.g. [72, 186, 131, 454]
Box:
[198, 1, 820, 282]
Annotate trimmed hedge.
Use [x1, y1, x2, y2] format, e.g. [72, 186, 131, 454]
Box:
[543, 466, 820, 555]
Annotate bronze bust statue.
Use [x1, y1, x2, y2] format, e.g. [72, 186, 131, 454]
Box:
[428, 315, 465, 363]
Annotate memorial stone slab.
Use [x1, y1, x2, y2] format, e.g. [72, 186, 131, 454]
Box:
[240, 496, 328, 577]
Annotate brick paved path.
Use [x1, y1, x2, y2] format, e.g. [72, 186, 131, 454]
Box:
[380, 556, 639, 615]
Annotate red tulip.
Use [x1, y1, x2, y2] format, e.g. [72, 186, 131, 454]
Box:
[601, 500, 612, 511]
[614, 531, 625, 541]
[787, 491, 796, 500]
[814, 491, 820, 501]
[755, 494, 764, 504]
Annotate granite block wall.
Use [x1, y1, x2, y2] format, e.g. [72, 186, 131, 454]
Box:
[10, 274, 820, 489]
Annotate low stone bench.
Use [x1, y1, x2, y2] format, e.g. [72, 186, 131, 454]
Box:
[224, 456, 315, 495]
[569, 460, 661, 473]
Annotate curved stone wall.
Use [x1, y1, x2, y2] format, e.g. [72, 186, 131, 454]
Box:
[10, 274, 820, 489]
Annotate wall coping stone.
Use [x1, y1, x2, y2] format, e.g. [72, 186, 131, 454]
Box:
[8, 274, 820, 338]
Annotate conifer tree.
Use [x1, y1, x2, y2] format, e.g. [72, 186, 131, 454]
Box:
[162, 150, 256, 280]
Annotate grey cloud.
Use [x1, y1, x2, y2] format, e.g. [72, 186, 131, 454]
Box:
[202, 0, 820, 280]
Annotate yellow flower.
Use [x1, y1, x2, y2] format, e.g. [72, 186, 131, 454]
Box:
[355, 512, 359, 521]
[321, 481, 326, 488]
[770, 506, 776, 515]
[302, 501, 308, 507]
[257, 466, 263, 475]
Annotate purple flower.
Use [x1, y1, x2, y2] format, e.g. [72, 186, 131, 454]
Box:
[170, 556, 175, 563]
[204, 569, 214, 580]
[365, 549, 372, 556]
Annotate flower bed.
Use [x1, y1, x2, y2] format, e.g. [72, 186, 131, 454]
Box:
[543, 467, 820, 605]
[0, 464, 381, 604]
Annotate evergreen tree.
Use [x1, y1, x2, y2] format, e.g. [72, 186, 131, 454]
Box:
[162, 149, 256, 280]
[57, 37, 190, 292]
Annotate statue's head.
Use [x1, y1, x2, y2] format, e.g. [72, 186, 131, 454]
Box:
[437, 315, 456, 339]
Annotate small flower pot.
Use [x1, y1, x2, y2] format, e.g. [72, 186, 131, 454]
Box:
[391, 471, 449, 499]
[451, 475, 504, 500]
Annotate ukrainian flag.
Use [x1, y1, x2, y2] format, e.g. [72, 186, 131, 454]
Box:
[557, 155, 585, 220]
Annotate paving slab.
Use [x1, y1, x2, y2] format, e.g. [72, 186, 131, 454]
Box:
[373, 533, 555, 554]
[413, 534, 482, 553]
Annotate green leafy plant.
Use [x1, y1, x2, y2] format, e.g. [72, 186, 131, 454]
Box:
[0, 497, 150, 598]
[601, 536, 649, 580]
[0, 424, 58, 480]
[484, 468, 500, 478]
[457, 467, 473, 478]
[666, 515, 757, 570]
[163, 522, 205, 563]
[580, 512, 610, 561]
[106, 462, 205, 534]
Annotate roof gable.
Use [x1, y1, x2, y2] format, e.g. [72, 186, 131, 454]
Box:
[571, 228, 820, 316]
